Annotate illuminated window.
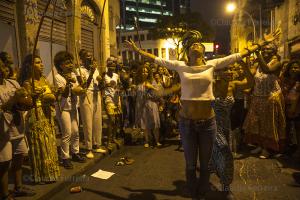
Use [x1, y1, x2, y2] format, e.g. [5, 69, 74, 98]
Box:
[135, 7, 161, 15]
[163, 11, 172, 16]
[125, 6, 136, 11]
[139, 17, 157, 23]
[128, 27, 134, 30]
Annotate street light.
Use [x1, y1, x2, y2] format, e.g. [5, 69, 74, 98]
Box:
[226, 2, 256, 42]
[226, 2, 236, 13]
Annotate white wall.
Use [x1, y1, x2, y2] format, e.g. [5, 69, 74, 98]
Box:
[0, 21, 19, 67]
[38, 41, 66, 84]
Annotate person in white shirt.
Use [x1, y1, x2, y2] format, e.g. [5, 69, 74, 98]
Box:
[104, 57, 122, 150]
[124, 29, 281, 200]
[54, 51, 86, 169]
[0, 58, 35, 199]
[78, 49, 106, 159]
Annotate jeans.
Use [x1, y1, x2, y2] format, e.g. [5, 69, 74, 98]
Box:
[179, 116, 216, 198]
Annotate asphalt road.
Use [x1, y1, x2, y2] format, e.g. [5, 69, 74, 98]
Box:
[49, 139, 300, 200]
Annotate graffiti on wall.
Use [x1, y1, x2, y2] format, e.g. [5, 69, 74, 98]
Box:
[24, 0, 39, 52]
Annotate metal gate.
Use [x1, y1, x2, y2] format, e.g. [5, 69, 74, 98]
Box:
[81, 16, 94, 55]
[38, 0, 67, 45]
[37, 0, 67, 81]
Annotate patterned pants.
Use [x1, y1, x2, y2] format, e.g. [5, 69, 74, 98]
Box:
[211, 96, 234, 186]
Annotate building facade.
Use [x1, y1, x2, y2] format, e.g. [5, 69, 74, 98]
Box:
[120, 0, 190, 30]
[230, 0, 300, 59]
[273, 0, 300, 58]
[0, 0, 120, 82]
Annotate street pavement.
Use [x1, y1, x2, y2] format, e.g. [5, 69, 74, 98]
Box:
[48, 139, 300, 200]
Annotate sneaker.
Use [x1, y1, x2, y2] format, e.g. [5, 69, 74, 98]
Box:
[93, 147, 107, 153]
[86, 151, 94, 159]
[120, 157, 135, 165]
[144, 143, 149, 148]
[13, 186, 36, 197]
[72, 153, 86, 163]
[62, 159, 73, 169]
[250, 146, 262, 154]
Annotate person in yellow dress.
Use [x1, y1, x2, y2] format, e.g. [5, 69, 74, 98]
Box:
[19, 54, 60, 183]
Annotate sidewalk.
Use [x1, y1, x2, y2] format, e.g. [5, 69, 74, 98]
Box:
[13, 138, 124, 200]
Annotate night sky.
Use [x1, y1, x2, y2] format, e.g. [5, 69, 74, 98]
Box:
[190, 0, 233, 54]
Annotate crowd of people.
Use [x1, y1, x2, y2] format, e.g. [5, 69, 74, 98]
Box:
[0, 28, 299, 200]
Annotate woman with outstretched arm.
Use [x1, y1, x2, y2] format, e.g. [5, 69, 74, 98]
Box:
[124, 29, 280, 200]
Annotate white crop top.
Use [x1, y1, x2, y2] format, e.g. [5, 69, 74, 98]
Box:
[154, 53, 242, 101]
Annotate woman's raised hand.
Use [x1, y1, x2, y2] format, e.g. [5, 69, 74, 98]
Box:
[264, 27, 282, 43]
[124, 39, 139, 52]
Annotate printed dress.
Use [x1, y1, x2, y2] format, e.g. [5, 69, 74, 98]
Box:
[243, 69, 286, 152]
[26, 79, 60, 183]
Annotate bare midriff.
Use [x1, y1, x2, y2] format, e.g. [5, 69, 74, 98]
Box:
[180, 100, 215, 120]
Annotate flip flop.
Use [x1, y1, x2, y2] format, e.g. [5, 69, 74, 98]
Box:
[115, 161, 125, 166]
[120, 157, 135, 165]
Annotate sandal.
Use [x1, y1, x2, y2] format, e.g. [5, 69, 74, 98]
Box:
[115, 161, 125, 166]
[259, 149, 270, 159]
[120, 157, 135, 165]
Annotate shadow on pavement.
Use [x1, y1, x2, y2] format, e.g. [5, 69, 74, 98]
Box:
[83, 187, 157, 200]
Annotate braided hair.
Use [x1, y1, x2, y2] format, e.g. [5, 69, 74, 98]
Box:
[181, 30, 205, 63]
[181, 30, 203, 54]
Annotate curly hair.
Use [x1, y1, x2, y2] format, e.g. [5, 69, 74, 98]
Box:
[136, 62, 153, 84]
[19, 54, 41, 85]
[54, 51, 74, 74]
[282, 59, 300, 80]
[79, 49, 89, 61]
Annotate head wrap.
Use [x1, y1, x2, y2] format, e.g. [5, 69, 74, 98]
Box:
[181, 30, 203, 53]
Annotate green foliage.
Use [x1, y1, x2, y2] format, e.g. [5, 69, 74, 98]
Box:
[150, 12, 215, 59]
[151, 12, 215, 42]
